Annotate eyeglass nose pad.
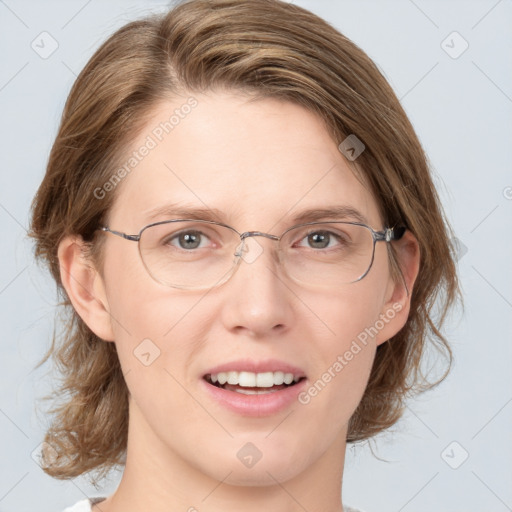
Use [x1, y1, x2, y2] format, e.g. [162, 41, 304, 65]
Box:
[234, 237, 264, 264]
[234, 240, 245, 258]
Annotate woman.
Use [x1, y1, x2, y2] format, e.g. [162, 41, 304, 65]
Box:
[29, 1, 460, 511]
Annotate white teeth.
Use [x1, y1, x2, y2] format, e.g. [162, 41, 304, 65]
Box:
[233, 387, 282, 395]
[273, 371, 284, 385]
[283, 373, 294, 385]
[239, 371, 256, 387]
[256, 372, 274, 387]
[208, 371, 302, 388]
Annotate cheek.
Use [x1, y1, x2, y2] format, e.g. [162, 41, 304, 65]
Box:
[102, 247, 212, 374]
[307, 272, 386, 353]
[295, 278, 387, 417]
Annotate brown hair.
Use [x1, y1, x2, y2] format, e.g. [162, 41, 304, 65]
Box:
[29, 0, 461, 484]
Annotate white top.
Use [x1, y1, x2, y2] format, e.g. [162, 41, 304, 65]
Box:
[62, 498, 106, 512]
[62, 498, 365, 512]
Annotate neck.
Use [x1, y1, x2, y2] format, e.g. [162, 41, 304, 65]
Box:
[97, 396, 348, 512]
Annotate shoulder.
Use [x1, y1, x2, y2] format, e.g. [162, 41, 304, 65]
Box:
[62, 497, 106, 512]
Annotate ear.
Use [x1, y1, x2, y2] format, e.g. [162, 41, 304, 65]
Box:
[375, 229, 420, 346]
[57, 235, 115, 342]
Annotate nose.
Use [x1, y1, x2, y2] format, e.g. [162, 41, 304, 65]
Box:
[219, 236, 294, 337]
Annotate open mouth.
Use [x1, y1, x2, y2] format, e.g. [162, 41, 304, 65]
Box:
[203, 371, 306, 395]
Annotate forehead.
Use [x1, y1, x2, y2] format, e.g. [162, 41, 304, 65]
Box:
[106, 90, 382, 231]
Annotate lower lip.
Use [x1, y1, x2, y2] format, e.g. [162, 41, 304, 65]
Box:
[200, 378, 308, 417]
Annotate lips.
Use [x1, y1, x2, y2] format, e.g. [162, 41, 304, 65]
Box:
[202, 359, 307, 394]
[200, 359, 309, 416]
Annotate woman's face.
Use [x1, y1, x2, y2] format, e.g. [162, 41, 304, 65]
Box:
[89, 90, 408, 485]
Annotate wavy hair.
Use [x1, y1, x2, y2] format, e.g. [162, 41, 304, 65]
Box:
[29, 0, 461, 483]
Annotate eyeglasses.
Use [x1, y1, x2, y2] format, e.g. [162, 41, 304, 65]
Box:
[99, 219, 405, 290]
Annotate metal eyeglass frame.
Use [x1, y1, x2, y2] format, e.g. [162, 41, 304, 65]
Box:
[99, 219, 406, 288]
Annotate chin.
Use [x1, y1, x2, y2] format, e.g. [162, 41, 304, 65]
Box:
[195, 448, 308, 487]
[224, 463, 304, 487]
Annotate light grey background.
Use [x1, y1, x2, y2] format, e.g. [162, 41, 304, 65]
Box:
[1, 1, 511, 511]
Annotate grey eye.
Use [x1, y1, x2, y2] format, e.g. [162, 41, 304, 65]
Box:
[166, 230, 209, 250]
[307, 231, 331, 249]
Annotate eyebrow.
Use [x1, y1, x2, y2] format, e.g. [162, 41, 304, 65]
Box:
[144, 205, 225, 223]
[143, 204, 368, 226]
[291, 206, 368, 225]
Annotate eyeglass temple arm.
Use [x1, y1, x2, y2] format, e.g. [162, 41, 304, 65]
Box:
[100, 226, 140, 242]
[375, 226, 406, 242]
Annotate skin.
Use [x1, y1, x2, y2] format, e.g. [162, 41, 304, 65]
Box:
[58, 90, 419, 512]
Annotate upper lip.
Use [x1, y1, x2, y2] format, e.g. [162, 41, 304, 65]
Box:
[203, 358, 307, 378]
